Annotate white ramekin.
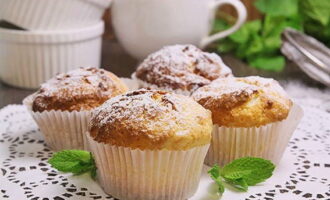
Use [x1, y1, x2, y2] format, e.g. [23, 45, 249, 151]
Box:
[0, 0, 111, 30]
[87, 133, 209, 200]
[0, 21, 104, 89]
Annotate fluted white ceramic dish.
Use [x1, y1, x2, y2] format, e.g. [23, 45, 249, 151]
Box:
[0, 21, 104, 89]
[0, 0, 111, 30]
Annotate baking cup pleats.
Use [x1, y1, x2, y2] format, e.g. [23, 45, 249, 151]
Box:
[205, 103, 303, 166]
[88, 134, 209, 200]
[23, 95, 91, 151]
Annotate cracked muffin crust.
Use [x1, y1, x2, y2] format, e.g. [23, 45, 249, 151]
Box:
[135, 45, 232, 95]
[89, 89, 213, 150]
[192, 76, 293, 127]
[32, 67, 128, 112]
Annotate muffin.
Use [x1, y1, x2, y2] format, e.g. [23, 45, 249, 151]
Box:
[192, 76, 303, 165]
[23, 67, 128, 151]
[134, 44, 232, 95]
[87, 89, 212, 200]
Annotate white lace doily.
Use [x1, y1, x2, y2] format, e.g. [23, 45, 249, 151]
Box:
[0, 82, 329, 200]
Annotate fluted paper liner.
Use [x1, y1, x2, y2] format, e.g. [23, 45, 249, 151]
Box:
[23, 95, 91, 151]
[205, 103, 304, 166]
[87, 134, 209, 200]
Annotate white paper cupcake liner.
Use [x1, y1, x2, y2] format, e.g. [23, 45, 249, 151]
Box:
[0, 22, 104, 89]
[0, 0, 111, 30]
[23, 95, 91, 151]
[87, 134, 209, 200]
[205, 103, 304, 166]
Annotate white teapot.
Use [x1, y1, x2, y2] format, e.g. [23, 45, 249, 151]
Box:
[111, 0, 247, 60]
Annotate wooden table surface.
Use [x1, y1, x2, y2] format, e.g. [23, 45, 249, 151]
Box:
[0, 39, 325, 108]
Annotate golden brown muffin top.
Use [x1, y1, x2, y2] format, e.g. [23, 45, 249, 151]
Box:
[89, 89, 213, 150]
[32, 67, 128, 112]
[135, 45, 232, 94]
[192, 76, 293, 127]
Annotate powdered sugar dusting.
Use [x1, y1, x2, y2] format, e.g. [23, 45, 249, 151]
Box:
[89, 89, 213, 149]
[240, 76, 290, 98]
[135, 45, 232, 93]
[32, 67, 127, 111]
[91, 90, 189, 131]
[39, 68, 109, 96]
[192, 76, 291, 108]
[192, 78, 258, 101]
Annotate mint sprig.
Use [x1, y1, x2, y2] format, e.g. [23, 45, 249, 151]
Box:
[208, 165, 225, 194]
[48, 150, 97, 179]
[212, 0, 330, 71]
[208, 157, 275, 194]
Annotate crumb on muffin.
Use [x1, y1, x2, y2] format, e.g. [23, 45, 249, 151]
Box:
[32, 67, 128, 112]
[89, 89, 213, 150]
[192, 76, 293, 127]
[135, 45, 232, 94]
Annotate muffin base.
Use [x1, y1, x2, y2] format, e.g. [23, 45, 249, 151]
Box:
[205, 103, 303, 166]
[23, 95, 91, 151]
[88, 134, 209, 200]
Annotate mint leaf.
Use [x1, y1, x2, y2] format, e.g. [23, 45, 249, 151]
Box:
[224, 177, 248, 191]
[221, 157, 275, 186]
[255, 0, 298, 17]
[299, 0, 330, 26]
[244, 34, 264, 57]
[299, 0, 330, 47]
[48, 150, 97, 179]
[213, 177, 225, 194]
[285, 14, 304, 31]
[304, 20, 330, 47]
[249, 56, 285, 72]
[221, 169, 251, 180]
[208, 164, 221, 180]
[208, 165, 225, 194]
[229, 20, 261, 44]
[208, 157, 275, 194]
[263, 15, 288, 38]
[212, 0, 330, 72]
[262, 15, 303, 51]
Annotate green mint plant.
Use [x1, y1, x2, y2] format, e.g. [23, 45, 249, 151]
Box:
[208, 157, 275, 194]
[213, 0, 330, 72]
[48, 150, 97, 179]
